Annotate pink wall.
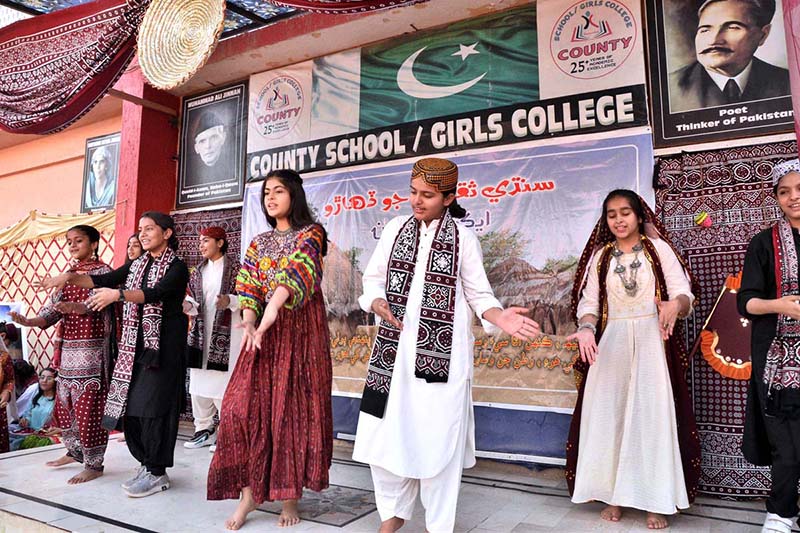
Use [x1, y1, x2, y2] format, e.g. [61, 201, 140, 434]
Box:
[784, 0, 800, 140]
[0, 116, 122, 228]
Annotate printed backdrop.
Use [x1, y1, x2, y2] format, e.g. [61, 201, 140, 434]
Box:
[656, 141, 799, 497]
[242, 132, 654, 414]
[246, 2, 647, 176]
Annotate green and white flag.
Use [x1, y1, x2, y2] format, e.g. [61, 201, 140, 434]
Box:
[310, 5, 538, 134]
[358, 6, 537, 129]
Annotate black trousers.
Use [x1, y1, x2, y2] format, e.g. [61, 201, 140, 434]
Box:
[764, 415, 800, 519]
[123, 413, 179, 476]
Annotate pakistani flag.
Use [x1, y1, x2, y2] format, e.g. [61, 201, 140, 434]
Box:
[358, 5, 537, 130]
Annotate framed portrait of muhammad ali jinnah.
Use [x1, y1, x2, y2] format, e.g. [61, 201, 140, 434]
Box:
[178, 82, 247, 209]
[647, 0, 794, 148]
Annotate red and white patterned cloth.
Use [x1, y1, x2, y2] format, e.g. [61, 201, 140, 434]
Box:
[270, 0, 426, 14]
[655, 142, 798, 498]
[0, 0, 149, 134]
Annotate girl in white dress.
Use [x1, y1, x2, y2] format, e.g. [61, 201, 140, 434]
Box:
[565, 189, 701, 530]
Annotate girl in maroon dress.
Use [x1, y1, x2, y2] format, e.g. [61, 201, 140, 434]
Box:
[11, 225, 114, 483]
[208, 169, 332, 530]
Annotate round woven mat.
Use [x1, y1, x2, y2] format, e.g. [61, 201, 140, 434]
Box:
[138, 0, 225, 90]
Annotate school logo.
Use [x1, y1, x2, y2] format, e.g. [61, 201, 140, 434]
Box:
[550, 1, 637, 80]
[253, 75, 303, 140]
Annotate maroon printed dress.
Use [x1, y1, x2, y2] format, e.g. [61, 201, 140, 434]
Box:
[39, 259, 114, 470]
[207, 225, 332, 503]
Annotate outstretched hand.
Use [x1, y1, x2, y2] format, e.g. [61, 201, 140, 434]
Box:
[655, 297, 681, 340]
[566, 328, 598, 365]
[494, 307, 540, 341]
[774, 295, 800, 321]
[9, 311, 31, 327]
[86, 288, 118, 312]
[33, 273, 69, 291]
[371, 298, 403, 330]
[54, 302, 87, 315]
[238, 322, 261, 353]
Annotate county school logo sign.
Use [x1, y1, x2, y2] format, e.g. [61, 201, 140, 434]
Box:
[254, 75, 304, 140]
[550, 0, 637, 80]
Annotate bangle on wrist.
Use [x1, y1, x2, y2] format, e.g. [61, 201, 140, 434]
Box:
[578, 322, 597, 335]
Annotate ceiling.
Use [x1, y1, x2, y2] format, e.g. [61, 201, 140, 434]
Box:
[0, 0, 297, 39]
[0, 0, 530, 149]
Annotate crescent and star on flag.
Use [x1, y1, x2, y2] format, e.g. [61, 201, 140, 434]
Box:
[396, 42, 487, 99]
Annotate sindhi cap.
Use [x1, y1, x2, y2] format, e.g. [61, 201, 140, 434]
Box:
[411, 158, 458, 193]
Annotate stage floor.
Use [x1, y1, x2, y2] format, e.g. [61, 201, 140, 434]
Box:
[0, 428, 787, 532]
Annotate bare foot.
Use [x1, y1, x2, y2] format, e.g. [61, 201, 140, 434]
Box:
[225, 487, 257, 530]
[647, 512, 669, 529]
[46, 455, 77, 468]
[67, 468, 103, 485]
[378, 516, 405, 532]
[600, 505, 622, 522]
[278, 499, 300, 527]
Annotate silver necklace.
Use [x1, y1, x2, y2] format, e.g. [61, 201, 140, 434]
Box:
[611, 242, 643, 297]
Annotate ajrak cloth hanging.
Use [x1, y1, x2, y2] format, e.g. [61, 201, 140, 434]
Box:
[0, 0, 150, 134]
[269, 0, 427, 13]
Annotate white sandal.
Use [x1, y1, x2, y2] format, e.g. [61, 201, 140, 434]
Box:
[762, 512, 794, 533]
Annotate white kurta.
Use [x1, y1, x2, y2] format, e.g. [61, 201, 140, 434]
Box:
[186, 256, 242, 400]
[571, 238, 693, 514]
[352, 215, 502, 479]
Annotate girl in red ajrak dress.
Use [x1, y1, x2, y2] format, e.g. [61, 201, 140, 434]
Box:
[207, 168, 333, 530]
[11, 225, 114, 484]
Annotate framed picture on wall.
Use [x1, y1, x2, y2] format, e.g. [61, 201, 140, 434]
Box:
[647, 0, 794, 148]
[177, 82, 247, 209]
[81, 132, 120, 213]
[0, 301, 28, 361]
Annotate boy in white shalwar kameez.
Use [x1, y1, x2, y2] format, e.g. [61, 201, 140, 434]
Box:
[353, 158, 541, 533]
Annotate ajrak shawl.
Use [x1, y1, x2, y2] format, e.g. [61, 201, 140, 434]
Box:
[763, 218, 800, 415]
[361, 213, 460, 418]
[186, 256, 238, 371]
[102, 248, 176, 430]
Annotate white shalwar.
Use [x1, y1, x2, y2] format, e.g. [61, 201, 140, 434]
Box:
[353, 215, 502, 533]
[571, 238, 693, 514]
[186, 256, 242, 432]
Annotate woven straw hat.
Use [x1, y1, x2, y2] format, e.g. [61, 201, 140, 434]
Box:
[138, 0, 225, 90]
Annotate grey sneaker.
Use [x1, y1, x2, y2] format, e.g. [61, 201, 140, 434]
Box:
[121, 465, 146, 490]
[209, 445, 216, 453]
[183, 429, 216, 449]
[124, 472, 170, 498]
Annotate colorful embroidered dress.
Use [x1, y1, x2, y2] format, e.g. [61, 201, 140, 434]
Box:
[39, 259, 113, 470]
[207, 224, 332, 503]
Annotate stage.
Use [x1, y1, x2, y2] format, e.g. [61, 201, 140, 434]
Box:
[0, 427, 785, 532]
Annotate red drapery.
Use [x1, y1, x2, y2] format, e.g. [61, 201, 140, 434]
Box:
[0, 0, 150, 134]
[269, 0, 427, 13]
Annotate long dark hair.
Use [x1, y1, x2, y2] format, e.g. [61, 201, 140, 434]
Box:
[140, 211, 179, 251]
[67, 224, 101, 260]
[442, 188, 466, 219]
[31, 367, 57, 408]
[261, 169, 328, 255]
[125, 233, 143, 266]
[601, 189, 646, 235]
